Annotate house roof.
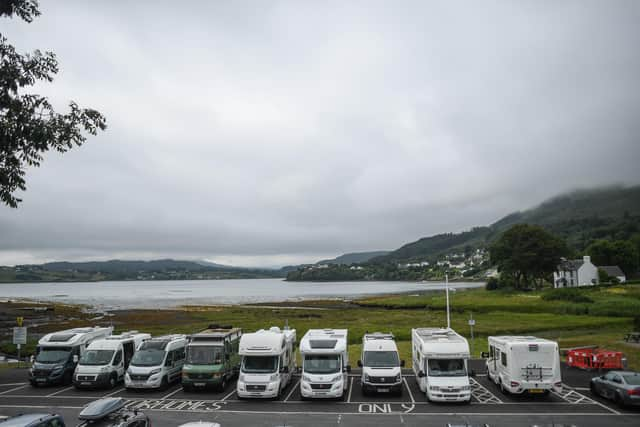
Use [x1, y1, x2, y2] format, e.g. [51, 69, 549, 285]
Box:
[557, 259, 584, 271]
[599, 265, 625, 277]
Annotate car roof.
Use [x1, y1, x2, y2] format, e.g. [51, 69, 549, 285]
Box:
[610, 371, 639, 376]
[0, 414, 58, 427]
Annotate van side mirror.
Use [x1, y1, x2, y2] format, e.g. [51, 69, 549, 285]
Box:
[418, 370, 425, 378]
[400, 360, 405, 367]
[30, 355, 35, 363]
[280, 366, 289, 374]
[481, 352, 489, 359]
[346, 365, 351, 373]
[357, 360, 362, 368]
[73, 355, 79, 363]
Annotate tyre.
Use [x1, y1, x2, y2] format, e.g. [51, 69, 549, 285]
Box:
[615, 393, 627, 409]
[590, 382, 598, 397]
[62, 371, 72, 386]
[108, 374, 117, 389]
[160, 376, 169, 391]
[219, 376, 227, 392]
[500, 380, 509, 395]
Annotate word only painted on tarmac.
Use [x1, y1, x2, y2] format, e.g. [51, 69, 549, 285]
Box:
[125, 399, 227, 412]
[358, 403, 415, 414]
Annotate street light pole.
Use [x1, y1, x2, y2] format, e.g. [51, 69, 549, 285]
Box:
[445, 273, 450, 329]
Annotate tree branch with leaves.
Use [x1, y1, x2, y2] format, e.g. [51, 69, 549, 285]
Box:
[1, 0, 106, 207]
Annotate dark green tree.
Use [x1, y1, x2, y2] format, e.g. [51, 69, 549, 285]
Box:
[586, 239, 639, 276]
[490, 224, 569, 289]
[1, 0, 106, 207]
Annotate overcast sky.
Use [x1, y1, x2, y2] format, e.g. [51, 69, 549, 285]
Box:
[1, 0, 640, 267]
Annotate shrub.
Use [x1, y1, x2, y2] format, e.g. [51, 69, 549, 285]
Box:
[486, 277, 500, 291]
[542, 288, 594, 304]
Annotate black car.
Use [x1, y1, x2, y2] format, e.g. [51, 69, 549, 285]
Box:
[76, 398, 150, 427]
[590, 370, 640, 408]
[0, 414, 65, 427]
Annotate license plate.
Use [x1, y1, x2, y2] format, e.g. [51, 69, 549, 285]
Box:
[194, 383, 205, 387]
[36, 378, 47, 382]
[529, 388, 544, 393]
[377, 388, 389, 393]
[81, 382, 91, 386]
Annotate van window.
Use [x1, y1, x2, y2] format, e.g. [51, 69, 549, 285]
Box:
[113, 350, 123, 365]
[165, 351, 174, 367]
[174, 348, 185, 362]
[501, 352, 507, 367]
[489, 345, 494, 358]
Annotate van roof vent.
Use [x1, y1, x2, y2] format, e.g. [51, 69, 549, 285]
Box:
[49, 333, 75, 342]
[310, 340, 337, 349]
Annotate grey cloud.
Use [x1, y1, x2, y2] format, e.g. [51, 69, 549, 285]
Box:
[1, 0, 640, 266]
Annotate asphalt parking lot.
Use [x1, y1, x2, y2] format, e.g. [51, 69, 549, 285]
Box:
[0, 364, 638, 427]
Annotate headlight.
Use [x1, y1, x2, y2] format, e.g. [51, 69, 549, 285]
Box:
[429, 386, 440, 391]
[364, 374, 370, 381]
[52, 365, 64, 373]
[212, 372, 222, 378]
[270, 374, 279, 381]
[303, 374, 312, 382]
[127, 367, 133, 374]
[239, 373, 245, 382]
[100, 366, 110, 373]
[395, 374, 401, 382]
[461, 385, 471, 391]
[333, 374, 343, 382]
[149, 368, 161, 376]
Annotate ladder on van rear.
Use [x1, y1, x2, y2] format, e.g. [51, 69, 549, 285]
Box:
[521, 366, 553, 381]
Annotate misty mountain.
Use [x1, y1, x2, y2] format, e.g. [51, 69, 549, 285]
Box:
[317, 251, 390, 265]
[373, 185, 640, 263]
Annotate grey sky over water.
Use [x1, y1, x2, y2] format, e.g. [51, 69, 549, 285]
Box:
[1, 0, 640, 267]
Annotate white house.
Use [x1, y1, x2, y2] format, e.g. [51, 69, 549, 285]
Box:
[553, 255, 598, 288]
[599, 266, 626, 283]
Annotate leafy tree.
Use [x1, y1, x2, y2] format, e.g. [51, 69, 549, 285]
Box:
[1, 0, 106, 207]
[586, 239, 639, 276]
[490, 224, 569, 289]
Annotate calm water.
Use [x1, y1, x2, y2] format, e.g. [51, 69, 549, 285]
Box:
[0, 279, 483, 310]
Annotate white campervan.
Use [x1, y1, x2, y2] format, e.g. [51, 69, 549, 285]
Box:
[74, 331, 150, 389]
[29, 326, 113, 387]
[358, 332, 404, 396]
[484, 336, 562, 395]
[125, 334, 187, 390]
[299, 329, 350, 399]
[412, 328, 471, 402]
[237, 326, 296, 398]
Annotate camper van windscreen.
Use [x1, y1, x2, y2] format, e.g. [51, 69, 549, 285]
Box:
[49, 334, 75, 342]
[186, 346, 224, 365]
[304, 354, 340, 374]
[427, 358, 467, 377]
[79, 350, 115, 366]
[309, 340, 337, 349]
[35, 347, 72, 364]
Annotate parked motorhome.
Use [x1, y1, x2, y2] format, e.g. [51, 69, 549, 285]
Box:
[412, 328, 471, 402]
[73, 331, 150, 389]
[299, 329, 350, 399]
[236, 326, 296, 398]
[182, 325, 242, 391]
[484, 336, 562, 395]
[124, 335, 187, 390]
[29, 326, 114, 386]
[358, 332, 404, 395]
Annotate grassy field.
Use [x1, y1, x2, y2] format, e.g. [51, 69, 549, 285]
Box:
[2, 284, 639, 370]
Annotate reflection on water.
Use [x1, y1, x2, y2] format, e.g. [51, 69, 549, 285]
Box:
[0, 278, 483, 310]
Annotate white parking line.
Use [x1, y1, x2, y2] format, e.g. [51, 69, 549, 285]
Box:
[283, 379, 300, 402]
[221, 388, 237, 401]
[470, 377, 502, 404]
[347, 377, 354, 403]
[46, 386, 75, 397]
[102, 387, 124, 397]
[160, 386, 182, 400]
[0, 384, 28, 396]
[402, 377, 415, 403]
[0, 383, 27, 387]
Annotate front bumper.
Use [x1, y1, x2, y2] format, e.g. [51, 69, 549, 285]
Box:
[73, 372, 112, 389]
[29, 369, 65, 385]
[362, 381, 402, 393]
[427, 390, 471, 402]
[300, 380, 344, 398]
[125, 373, 163, 389]
[182, 376, 224, 388]
[237, 381, 280, 398]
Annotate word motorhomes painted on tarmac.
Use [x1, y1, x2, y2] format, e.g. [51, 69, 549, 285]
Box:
[125, 399, 227, 412]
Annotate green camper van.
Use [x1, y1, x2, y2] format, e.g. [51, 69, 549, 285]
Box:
[181, 325, 242, 391]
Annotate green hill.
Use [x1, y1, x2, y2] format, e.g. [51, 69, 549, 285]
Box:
[374, 185, 640, 263]
[317, 251, 390, 265]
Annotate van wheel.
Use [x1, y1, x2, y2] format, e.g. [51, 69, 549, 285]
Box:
[590, 382, 598, 397]
[500, 380, 509, 395]
[160, 376, 169, 390]
[108, 374, 117, 389]
[219, 376, 227, 392]
[62, 371, 72, 385]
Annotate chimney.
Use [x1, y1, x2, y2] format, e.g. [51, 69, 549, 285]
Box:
[584, 255, 591, 264]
